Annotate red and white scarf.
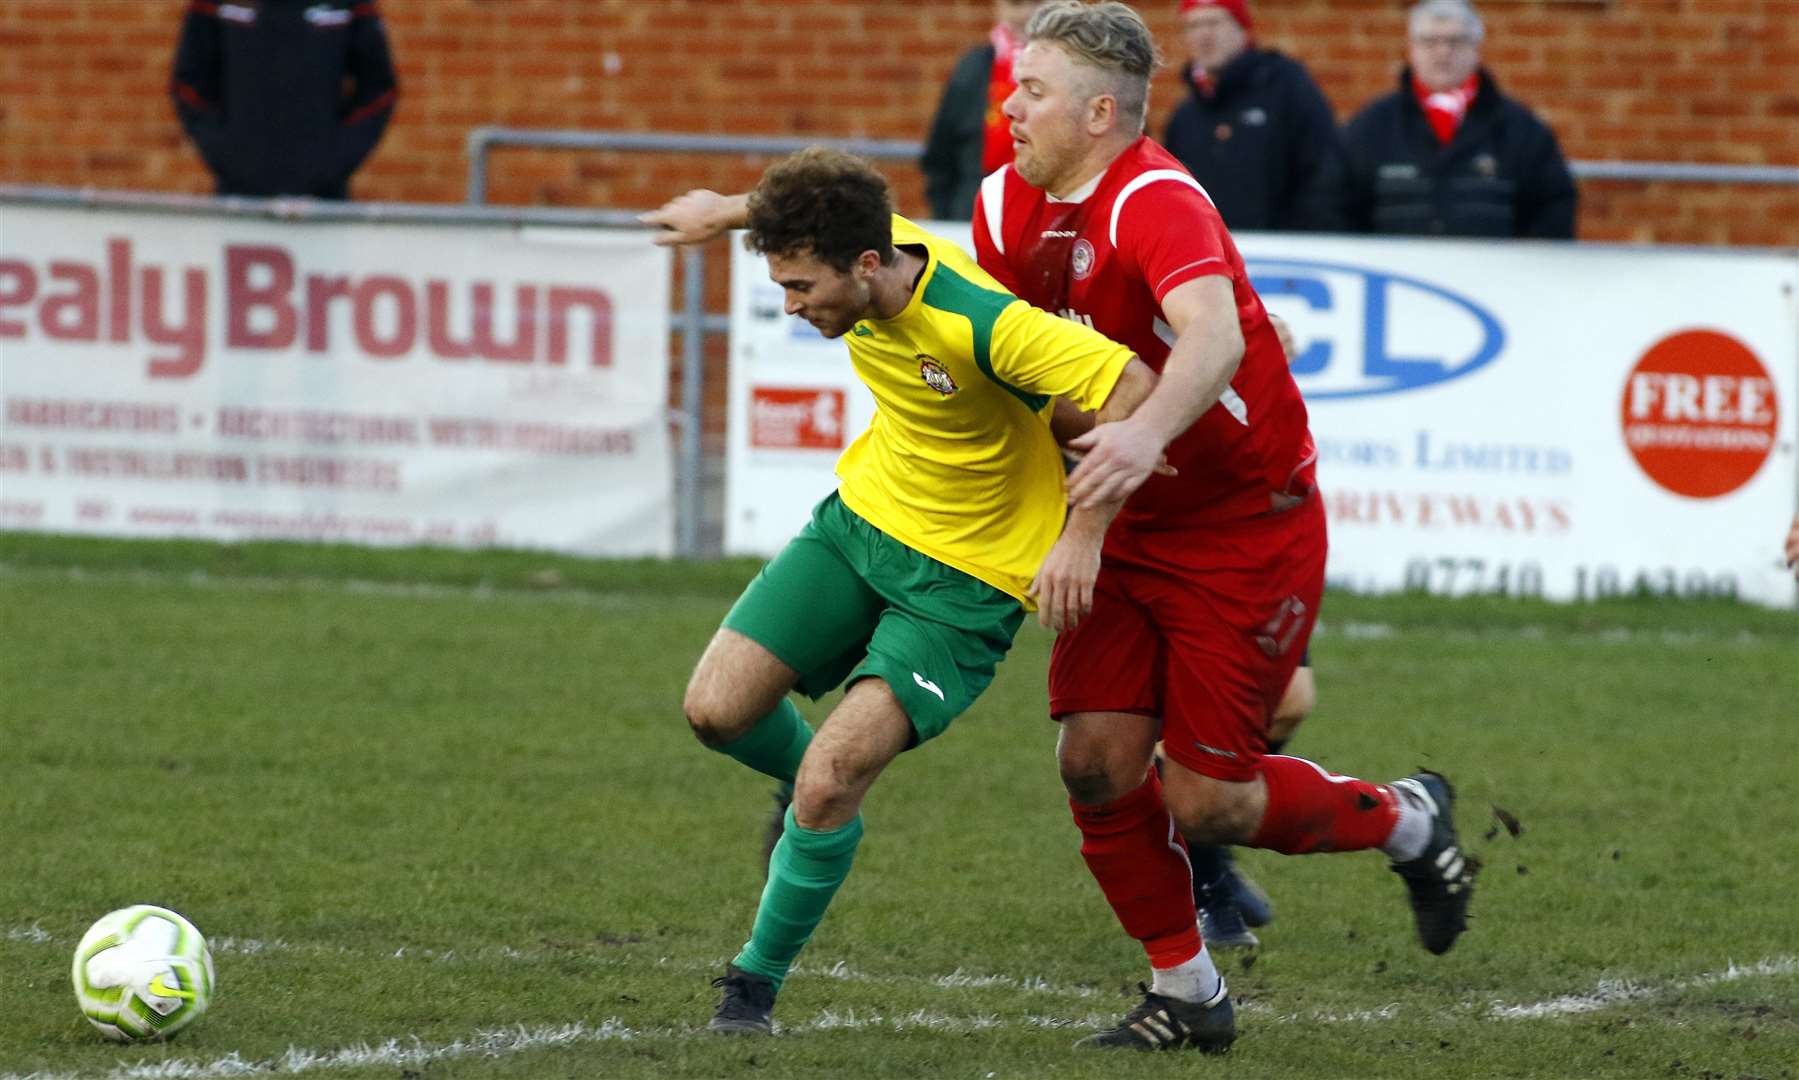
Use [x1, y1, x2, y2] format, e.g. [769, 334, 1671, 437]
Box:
[1412, 73, 1479, 145]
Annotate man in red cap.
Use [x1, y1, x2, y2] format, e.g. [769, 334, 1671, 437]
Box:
[1163, 0, 1346, 232]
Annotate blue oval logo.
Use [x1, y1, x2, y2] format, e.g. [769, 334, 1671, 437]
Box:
[1246, 258, 1505, 401]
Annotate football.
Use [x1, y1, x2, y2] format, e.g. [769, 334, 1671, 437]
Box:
[71, 905, 216, 1042]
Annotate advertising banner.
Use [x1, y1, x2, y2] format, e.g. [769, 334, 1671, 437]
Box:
[0, 206, 673, 555]
[727, 225, 1798, 607]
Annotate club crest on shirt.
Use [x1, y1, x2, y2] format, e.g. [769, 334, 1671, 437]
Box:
[1070, 239, 1095, 281]
[918, 356, 959, 396]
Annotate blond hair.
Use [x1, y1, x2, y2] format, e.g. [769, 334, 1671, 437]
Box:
[1025, 1, 1162, 132]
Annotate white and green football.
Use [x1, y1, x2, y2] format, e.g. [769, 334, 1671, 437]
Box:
[71, 905, 215, 1042]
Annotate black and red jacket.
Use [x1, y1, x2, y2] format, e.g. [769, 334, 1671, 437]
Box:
[171, 0, 398, 199]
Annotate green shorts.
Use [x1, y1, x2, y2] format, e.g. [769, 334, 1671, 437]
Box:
[722, 492, 1025, 745]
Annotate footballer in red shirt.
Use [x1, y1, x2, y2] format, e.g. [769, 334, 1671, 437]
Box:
[979, 2, 1479, 1052]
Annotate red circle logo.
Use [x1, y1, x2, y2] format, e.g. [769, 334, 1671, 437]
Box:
[1620, 329, 1778, 499]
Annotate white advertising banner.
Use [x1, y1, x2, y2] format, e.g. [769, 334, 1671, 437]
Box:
[727, 225, 1798, 608]
[0, 206, 673, 555]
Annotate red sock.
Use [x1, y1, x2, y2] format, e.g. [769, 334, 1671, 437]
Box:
[1070, 770, 1201, 968]
[1248, 755, 1399, 854]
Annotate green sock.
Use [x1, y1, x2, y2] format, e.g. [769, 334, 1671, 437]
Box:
[715, 698, 812, 784]
[732, 806, 863, 991]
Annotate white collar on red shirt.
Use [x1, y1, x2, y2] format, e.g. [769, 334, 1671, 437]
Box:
[1046, 168, 1106, 205]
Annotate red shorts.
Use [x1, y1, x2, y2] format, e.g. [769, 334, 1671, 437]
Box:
[1048, 494, 1326, 783]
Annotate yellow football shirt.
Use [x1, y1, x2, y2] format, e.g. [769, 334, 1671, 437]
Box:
[834, 216, 1135, 605]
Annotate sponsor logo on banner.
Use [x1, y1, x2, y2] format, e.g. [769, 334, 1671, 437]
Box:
[0, 237, 616, 379]
[750, 387, 845, 450]
[1248, 258, 1505, 400]
[0, 208, 673, 555]
[1620, 328, 1778, 499]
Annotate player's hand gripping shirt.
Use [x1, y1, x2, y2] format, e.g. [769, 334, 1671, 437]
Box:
[972, 137, 1318, 530]
[835, 216, 1134, 605]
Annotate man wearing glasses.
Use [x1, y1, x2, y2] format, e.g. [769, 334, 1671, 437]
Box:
[1341, 0, 1577, 238]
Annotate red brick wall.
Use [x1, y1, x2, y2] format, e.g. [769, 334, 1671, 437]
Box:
[2, 0, 1795, 245]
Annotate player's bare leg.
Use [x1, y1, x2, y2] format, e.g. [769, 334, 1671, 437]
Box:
[684, 628, 802, 751]
[711, 677, 912, 1034]
[685, 629, 814, 879]
[788, 677, 911, 830]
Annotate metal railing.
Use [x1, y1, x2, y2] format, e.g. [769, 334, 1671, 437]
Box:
[4, 182, 643, 228]
[0, 182, 713, 558]
[465, 130, 926, 205]
[464, 126, 1799, 204]
[1567, 161, 1799, 185]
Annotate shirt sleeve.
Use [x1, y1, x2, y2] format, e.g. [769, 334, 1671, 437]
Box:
[1112, 178, 1235, 304]
[986, 301, 1134, 413]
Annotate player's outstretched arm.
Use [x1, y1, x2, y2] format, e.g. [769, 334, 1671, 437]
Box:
[639, 190, 750, 246]
[1065, 275, 1244, 509]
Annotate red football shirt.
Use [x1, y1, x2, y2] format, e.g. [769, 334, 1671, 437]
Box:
[972, 136, 1317, 531]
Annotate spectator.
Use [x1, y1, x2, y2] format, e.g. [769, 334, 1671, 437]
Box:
[1341, 0, 1575, 238]
[1785, 513, 1799, 582]
[171, 0, 399, 199]
[921, 1, 1046, 220]
[1163, 0, 1347, 232]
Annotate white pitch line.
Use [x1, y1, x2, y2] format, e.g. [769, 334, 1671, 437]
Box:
[3, 926, 52, 944]
[786, 958, 1103, 1000]
[5, 959, 1796, 1080]
[12, 922, 1794, 1064]
[0, 1020, 639, 1080]
[13, 923, 1795, 1017]
[0, 1013, 1114, 1080]
[1488, 956, 1799, 1020]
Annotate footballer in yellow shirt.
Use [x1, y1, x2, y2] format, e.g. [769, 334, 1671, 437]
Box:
[642, 148, 1156, 1035]
[834, 213, 1132, 603]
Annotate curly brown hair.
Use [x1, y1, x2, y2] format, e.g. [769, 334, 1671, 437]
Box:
[744, 147, 894, 272]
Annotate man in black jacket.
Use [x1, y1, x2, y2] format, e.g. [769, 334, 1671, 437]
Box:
[1163, 0, 1346, 232]
[1341, 0, 1575, 238]
[920, 0, 1045, 220]
[171, 0, 399, 200]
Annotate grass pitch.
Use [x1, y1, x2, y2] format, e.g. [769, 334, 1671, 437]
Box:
[1, 534, 1795, 1079]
